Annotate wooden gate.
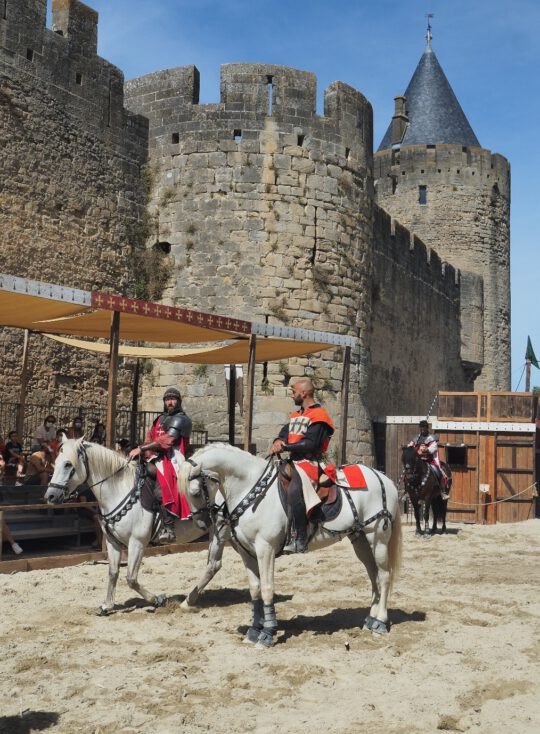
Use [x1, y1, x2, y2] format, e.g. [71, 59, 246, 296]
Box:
[374, 392, 538, 524]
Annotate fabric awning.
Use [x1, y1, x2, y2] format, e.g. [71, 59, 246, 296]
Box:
[0, 273, 355, 353]
[44, 334, 333, 364]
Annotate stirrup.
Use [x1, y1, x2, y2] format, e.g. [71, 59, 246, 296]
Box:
[157, 526, 176, 545]
[283, 536, 308, 554]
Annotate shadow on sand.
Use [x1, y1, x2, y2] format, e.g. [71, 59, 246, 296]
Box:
[273, 607, 427, 643]
[0, 711, 59, 734]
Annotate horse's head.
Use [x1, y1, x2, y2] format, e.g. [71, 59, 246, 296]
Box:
[401, 445, 421, 481]
[45, 438, 89, 504]
[178, 457, 221, 528]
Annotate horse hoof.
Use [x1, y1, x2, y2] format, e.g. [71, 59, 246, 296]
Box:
[363, 615, 376, 631]
[180, 599, 198, 611]
[154, 595, 167, 608]
[243, 627, 262, 644]
[370, 619, 389, 635]
[97, 607, 110, 617]
[255, 630, 275, 649]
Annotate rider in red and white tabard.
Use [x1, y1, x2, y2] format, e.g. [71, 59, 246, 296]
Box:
[129, 388, 191, 544]
[408, 420, 449, 496]
[270, 378, 334, 553]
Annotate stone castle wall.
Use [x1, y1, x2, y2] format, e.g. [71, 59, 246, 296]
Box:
[374, 144, 510, 391]
[0, 0, 148, 406]
[125, 64, 375, 460]
[369, 205, 479, 417]
[0, 2, 510, 456]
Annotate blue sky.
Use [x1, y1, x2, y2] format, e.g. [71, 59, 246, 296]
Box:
[55, 0, 539, 389]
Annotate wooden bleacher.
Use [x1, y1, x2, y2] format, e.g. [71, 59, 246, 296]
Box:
[0, 483, 98, 559]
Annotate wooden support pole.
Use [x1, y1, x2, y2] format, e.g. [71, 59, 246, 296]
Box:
[105, 311, 120, 449]
[525, 359, 531, 392]
[129, 358, 140, 447]
[228, 364, 236, 446]
[339, 346, 351, 466]
[243, 335, 257, 452]
[17, 329, 31, 442]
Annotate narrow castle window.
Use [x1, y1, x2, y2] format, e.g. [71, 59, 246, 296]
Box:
[427, 144, 436, 150]
[267, 76, 273, 116]
[2, 1, 7, 20]
[297, 135, 305, 146]
[26, 48, 34, 61]
[233, 130, 242, 142]
[171, 133, 179, 144]
[456, 169, 460, 174]
[418, 185, 427, 205]
[345, 147, 350, 159]
[75, 72, 82, 86]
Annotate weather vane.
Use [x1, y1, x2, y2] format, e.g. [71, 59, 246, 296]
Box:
[426, 13, 434, 46]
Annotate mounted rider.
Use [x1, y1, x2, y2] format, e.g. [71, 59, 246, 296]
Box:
[129, 387, 192, 544]
[408, 419, 449, 497]
[270, 377, 334, 553]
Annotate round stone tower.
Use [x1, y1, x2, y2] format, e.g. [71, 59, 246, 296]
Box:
[125, 64, 374, 460]
[374, 36, 510, 391]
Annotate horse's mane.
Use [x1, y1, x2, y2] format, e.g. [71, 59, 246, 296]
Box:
[61, 438, 136, 488]
[189, 442, 248, 462]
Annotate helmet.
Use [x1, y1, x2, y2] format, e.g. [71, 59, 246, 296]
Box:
[163, 387, 181, 402]
[419, 420, 429, 428]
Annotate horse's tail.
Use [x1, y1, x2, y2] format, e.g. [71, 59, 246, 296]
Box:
[388, 506, 403, 590]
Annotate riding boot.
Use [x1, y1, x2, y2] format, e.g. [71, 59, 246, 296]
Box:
[283, 471, 308, 553]
[150, 471, 176, 545]
[158, 505, 176, 544]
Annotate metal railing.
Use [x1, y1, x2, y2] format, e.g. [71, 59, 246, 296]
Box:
[0, 402, 207, 449]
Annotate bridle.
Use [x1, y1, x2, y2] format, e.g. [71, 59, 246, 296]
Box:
[185, 458, 222, 528]
[48, 442, 129, 501]
[402, 450, 430, 500]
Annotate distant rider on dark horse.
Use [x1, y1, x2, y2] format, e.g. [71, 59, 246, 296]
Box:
[270, 378, 334, 553]
[129, 388, 191, 544]
[408, 420, 449, 499]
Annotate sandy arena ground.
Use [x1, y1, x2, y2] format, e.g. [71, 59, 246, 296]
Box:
[0, 520, 539, 734]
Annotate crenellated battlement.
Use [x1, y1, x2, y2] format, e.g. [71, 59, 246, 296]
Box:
[373, 204, 459, 292]
[374, 143, 510, 198]
[0, 0, 145, 137]
[125, 63, 372, 167]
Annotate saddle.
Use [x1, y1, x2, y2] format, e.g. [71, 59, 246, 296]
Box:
[137, 463, 161, 513]
[277, 460, 342, 522]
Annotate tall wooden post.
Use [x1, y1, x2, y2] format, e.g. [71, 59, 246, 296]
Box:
[129, 358, 140, 447]
[525, 359, 531, 392]
[228, 364, 236, 446]
[243, 335, 257, 452]
[339, 346, 351, 466]
[105, 311, 120, 449]
[17, 329, 31, 442]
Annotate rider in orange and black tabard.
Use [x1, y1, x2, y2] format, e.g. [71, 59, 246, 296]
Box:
[408, 419, 449, 498]
[129, 388, 191, 544]
[270, 378, 334, 553]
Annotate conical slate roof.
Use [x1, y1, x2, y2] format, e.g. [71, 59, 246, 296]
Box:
[378, 43, 480, 150]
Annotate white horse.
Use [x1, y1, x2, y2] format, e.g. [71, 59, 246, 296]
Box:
[44, 438, 227, 614]
[179, 443, 403, 647]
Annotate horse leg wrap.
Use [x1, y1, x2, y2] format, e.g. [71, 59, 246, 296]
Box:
[370, 619, 390, 635]
[244, 599, 265, 644]
[255, 603, 277, 647]
[262, 603, 277, 634]
[363, 615, 376, 630]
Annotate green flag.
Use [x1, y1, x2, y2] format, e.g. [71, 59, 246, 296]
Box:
[525, 336, 539, 369]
